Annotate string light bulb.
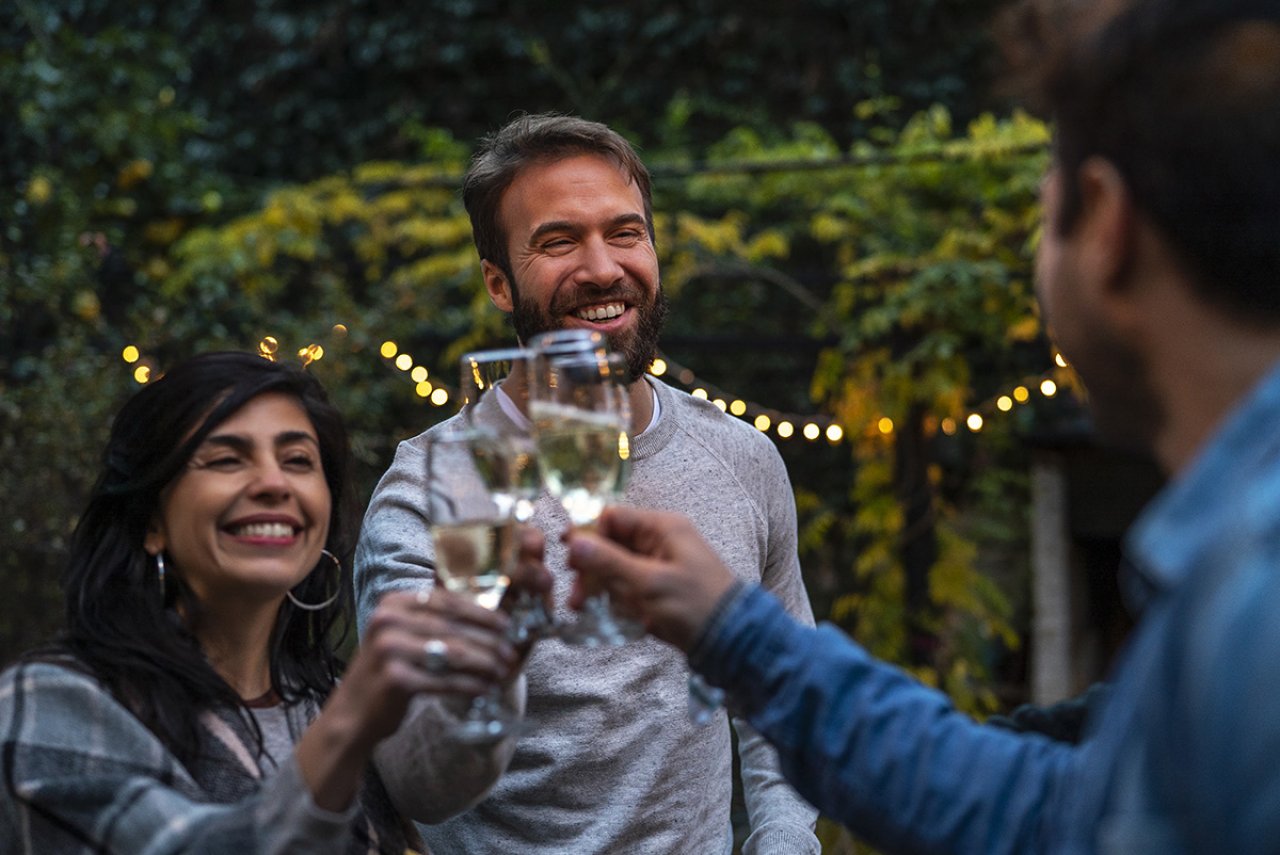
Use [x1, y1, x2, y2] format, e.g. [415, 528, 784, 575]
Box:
[298, 344, 323, 366]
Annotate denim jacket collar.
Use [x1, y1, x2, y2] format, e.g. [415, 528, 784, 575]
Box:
[1124, 359, 1280, 611]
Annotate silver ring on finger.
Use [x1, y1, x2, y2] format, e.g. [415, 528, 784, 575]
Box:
[422, 638, 450, 674]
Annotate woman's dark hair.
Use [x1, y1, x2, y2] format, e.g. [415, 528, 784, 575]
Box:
[53, 351, 357, 766]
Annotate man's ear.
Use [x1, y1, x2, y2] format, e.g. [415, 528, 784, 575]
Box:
[481, 260, 514, 313]
[1073, 156, 1137, 302]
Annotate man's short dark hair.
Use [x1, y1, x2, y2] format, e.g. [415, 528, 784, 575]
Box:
[461, 113, 655, 278]
[1005, 0, 1280, 323]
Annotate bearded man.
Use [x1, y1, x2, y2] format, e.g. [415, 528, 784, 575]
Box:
[354, 114, 820, 854]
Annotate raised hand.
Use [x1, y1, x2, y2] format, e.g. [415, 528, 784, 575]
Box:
[349, 587, 520, 736]
[564, 507, 739, 653]
[295, 586, 517, 811]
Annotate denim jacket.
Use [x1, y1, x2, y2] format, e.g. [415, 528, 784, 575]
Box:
[692, 361, 1280, 854]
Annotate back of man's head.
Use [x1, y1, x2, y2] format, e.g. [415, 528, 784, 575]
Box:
[461, 114, 655, 279]
[1008, 0, 1280, 324]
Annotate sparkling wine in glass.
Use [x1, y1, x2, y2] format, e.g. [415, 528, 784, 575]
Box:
[425, 426, 520, 743]
[528, 346, 643, 646]
[531, 402, 625, 527]
[459, 347, 551, 640]
[430, 517, 514, 610]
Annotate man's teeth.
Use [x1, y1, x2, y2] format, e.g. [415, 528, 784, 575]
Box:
[576, 303, 624, 321]
[232, 522, 295, 538]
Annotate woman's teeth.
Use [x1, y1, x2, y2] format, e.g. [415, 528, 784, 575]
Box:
[232, 522, 295, 538]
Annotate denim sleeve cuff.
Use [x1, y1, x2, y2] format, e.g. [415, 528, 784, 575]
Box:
[689, 580, 751, 671]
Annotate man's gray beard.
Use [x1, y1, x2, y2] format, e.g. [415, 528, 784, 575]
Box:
[507, 276, 669, 383]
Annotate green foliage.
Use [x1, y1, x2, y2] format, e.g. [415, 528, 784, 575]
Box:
[152, 148, 487, 478]
[3, 0, 1007, 182]
[653, 107, 1050, 714]
[0, 15, 236, 655]
[0, 346, 131, 657]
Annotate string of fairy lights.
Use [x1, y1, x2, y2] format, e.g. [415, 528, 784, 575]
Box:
[107, 136, 1060, 443]
[117, 331, 1074, 446]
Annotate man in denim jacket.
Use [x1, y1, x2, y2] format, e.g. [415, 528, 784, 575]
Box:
[567, 0, 1280, 851]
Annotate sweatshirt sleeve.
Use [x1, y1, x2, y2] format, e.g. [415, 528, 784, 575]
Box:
[694, 586, 1076, 855]
[731, 441, 822, 855]
[354, 438, 521, 822]
[0, 663, 353, 855]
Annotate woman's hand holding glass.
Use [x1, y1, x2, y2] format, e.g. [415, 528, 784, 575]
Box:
[338, 586, 519, 745]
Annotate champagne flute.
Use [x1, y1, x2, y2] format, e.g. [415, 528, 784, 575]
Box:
[527, 332, 718, 719]
[528, 345, 643, 646]
[459, 347, 552, 641]
[425, 425, 520, 743]
[525, 329, 621, 526]
[459, 347, 540, 521]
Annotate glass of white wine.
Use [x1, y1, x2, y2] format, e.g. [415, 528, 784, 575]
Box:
[425, 424, 520, 743]
[459, 347, 552, 641]
[528, 345, 643, 646]
[525, 332, 717, 720]
[459, 347, 540, 521]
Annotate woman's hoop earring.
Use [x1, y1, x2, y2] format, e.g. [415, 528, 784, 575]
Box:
[154, 552, 167, 602]
[287, 549, 342, 612]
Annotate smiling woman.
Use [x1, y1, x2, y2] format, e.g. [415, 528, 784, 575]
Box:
[145, 392, 335, 626]
[0, 352, 549, 854]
